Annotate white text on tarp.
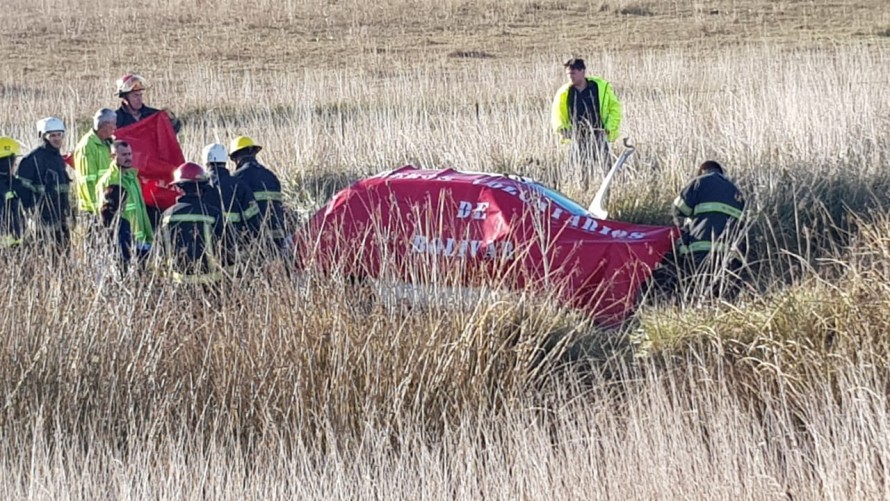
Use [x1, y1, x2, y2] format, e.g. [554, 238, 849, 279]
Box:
[411, 235, 515, 260]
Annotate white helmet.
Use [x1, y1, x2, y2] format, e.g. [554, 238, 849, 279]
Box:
[116, 73, 148, 96]
[202, 143, 228, 165]
[36, 117, 66, 137]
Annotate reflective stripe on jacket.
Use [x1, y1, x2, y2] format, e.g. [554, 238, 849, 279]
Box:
[232, 157, 287, 242]
[672, 170, 745, 255]
[97, 164, 153, 246]
[208, 167, 261, 236]
[73, 130, 112, 213]
[16, 143, 72, 226]
[160, 192, 227, 282]
[0, 175, 33, 246]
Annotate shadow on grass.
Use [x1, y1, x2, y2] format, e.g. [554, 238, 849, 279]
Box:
[610, 158, 890, 288]
[741, 164, 890, 285]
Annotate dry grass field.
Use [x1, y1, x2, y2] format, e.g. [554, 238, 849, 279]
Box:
[2, 0, 890, 498]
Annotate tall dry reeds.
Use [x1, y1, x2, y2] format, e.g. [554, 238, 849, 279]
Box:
[0, 1, 889, 494]
[2, 211, 890, 497]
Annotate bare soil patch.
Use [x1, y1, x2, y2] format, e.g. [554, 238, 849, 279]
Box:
[1, 0, 886, 82]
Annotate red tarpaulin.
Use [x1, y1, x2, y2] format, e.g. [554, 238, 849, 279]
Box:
[298, 165, 678, 323]
[114, 112, 184, 210]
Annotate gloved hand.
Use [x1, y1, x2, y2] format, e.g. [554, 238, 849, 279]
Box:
[165, 110, 183, 134]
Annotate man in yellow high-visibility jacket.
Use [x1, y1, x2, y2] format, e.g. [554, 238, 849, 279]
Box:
[74, 108, 116, 214]
[551, 58, 622, 188]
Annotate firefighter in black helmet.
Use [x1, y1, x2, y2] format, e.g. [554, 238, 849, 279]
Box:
[654, 160, 747, 300]
[672, 160, 745, 262]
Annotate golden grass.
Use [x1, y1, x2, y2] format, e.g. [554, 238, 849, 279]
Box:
[2, 0, 886, 80]
[1, 0, 890, 497]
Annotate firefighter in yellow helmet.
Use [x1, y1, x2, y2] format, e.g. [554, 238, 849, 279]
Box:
[115, 73, 182, 134]
[0, 137, 35, 248]
[228, 136, 287, 254]
[202, 143, 260, 242]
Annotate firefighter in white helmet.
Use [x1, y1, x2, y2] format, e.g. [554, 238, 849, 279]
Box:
[115, 73, 182, 133]
[17, 117, 74, 252]
[202, 142, 260, 244]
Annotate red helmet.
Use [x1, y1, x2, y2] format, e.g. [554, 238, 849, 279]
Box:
[173, 162, 209, 185]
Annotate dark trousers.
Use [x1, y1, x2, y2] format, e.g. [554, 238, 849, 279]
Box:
[568, 132, 610, 190]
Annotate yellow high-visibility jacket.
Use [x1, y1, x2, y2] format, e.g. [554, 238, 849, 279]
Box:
[551, 76, 622, 142]
[73, 130, 113, 213]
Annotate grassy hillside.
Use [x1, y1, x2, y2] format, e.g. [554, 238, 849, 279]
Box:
[1, 0, 889, 498]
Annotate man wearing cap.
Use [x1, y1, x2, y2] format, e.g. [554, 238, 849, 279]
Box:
[74, 108, 117, 215]
[159, 162, 229, 285]
[115, 73, 182, 134]
[229, 136, 287, 253]
[0, 137, 35, 249]
[17, 117, 74, 252]
[551, 58, 623, 188]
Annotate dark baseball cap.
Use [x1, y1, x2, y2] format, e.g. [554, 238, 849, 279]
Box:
[563, 58, 586, 70]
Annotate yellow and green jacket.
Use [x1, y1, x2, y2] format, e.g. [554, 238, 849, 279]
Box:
[551, 76, 622, 142]
[96, 163, 153, 247]
[74, 130, 113, 213]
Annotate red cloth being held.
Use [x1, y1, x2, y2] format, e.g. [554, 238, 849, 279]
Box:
[114, 112, 185, 210]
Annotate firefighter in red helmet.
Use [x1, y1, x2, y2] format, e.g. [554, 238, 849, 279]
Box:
[158, 162, 231, 284]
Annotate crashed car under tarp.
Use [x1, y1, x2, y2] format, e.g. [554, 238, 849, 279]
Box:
[296, 165, 677, 323]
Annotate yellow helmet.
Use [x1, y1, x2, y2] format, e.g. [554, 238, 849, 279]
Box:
[229, 136, 262, 157]
[0, 137, 21, 159]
